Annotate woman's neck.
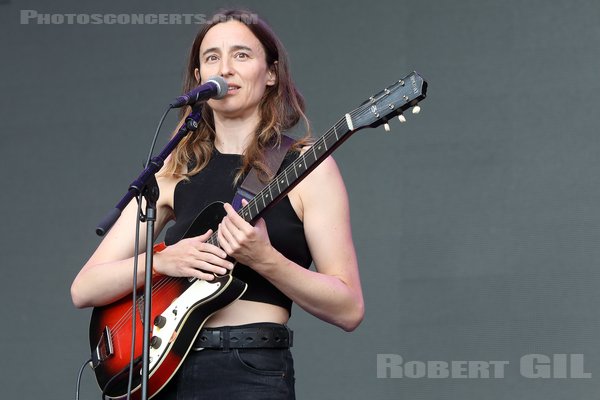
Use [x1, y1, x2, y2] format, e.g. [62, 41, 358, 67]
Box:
[213, 111, 260, 155]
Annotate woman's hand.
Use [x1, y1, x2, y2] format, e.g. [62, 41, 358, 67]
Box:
[153, 229, 234, 281]
[217, 201, 275, 268]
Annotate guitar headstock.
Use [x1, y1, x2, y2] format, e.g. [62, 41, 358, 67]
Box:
[349, 71, 427, 132]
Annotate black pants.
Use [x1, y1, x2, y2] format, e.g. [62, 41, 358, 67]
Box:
[155, 346, 295, 399]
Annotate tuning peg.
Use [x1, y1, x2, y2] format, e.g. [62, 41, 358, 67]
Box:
[412, 105, 421, 114]
[384, 122, 391, 132]
[398, 114, 406, 123]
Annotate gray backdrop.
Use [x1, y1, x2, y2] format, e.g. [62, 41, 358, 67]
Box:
[1, 0, 599, 399]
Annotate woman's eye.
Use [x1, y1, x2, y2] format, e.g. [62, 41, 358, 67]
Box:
[235, 52, 249, 59]
[205, 55, 218, 62]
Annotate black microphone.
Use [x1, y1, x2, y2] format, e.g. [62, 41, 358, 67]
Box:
[169, 76, 228, 108]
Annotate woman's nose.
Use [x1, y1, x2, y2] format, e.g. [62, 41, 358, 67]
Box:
[219, 57, 233, 77]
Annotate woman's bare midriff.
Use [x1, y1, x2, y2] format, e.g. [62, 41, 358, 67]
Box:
[203, 299, 290, 327]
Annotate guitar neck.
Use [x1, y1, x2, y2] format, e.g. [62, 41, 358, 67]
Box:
[244, 117, 354, 221]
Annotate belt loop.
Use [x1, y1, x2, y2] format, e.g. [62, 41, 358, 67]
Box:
[222, 327, 230, 352]
[284, 324, 293, 347]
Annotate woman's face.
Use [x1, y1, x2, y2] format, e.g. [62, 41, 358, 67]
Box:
[196, 20, 276, 120]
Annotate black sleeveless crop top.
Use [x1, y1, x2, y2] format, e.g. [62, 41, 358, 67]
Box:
[164, 148, 313, 315]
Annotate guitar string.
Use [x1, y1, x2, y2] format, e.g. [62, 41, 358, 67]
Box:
[111, 269, 202, 334]
[108, 277, 181, 335]
[108, 275, 200, 338]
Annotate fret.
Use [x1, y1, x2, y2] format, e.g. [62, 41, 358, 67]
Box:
[242, 206, 252, 221]
[323, 131, 332, 151]
[260, 191, 266, 209]
[296, 158, 305, 174]
[253, 198, 259, 215]
[292, 157, 298, 178]
[326, 126, 339, 149]
[275, 174, 282, 195]
[315, 138, 325, 156]
[329, 128, 338, 148]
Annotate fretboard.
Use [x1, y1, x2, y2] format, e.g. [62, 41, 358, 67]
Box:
[243, 117, 354, 223]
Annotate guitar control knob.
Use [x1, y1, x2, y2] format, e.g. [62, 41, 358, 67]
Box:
[154, 315, 167, 328]
[150, 336, 162, 349]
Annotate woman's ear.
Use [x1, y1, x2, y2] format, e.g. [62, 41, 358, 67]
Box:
[267, 61, 277, 86]
[194, 68, 201, 83]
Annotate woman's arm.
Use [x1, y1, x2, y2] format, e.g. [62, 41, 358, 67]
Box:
[217, 156, 364, 331]
[71, 177, 233, 308]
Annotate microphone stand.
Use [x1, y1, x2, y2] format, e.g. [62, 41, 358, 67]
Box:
[95, 103, 203, 400]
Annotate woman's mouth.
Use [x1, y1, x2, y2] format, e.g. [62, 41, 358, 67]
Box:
[227, 84, 241, 94]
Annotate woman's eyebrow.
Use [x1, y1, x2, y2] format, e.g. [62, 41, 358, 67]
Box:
[201, 47, 220, 57]
[201, 44, 253, 57]
[230, 45, 253, 53]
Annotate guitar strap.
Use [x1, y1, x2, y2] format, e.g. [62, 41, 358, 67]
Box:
[231, 134, 295, 212]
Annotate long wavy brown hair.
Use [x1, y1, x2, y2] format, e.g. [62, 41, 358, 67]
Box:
[160, 9, 311, 184]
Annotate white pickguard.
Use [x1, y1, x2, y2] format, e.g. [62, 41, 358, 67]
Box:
[146, 278, 223, 372]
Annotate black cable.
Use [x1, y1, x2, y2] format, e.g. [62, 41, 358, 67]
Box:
[145, 106, 173, 167]
[75, 358, 92, 400]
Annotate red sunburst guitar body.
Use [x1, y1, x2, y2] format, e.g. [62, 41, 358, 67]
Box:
[89, 203, 247, 400]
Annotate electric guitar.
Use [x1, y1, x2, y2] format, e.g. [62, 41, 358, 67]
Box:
[89, 71, 428, 399]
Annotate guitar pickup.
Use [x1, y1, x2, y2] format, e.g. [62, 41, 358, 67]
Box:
[91, 326, 114, 369]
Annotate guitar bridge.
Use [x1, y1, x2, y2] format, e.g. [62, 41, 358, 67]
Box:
[91, 326, 114, 369]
